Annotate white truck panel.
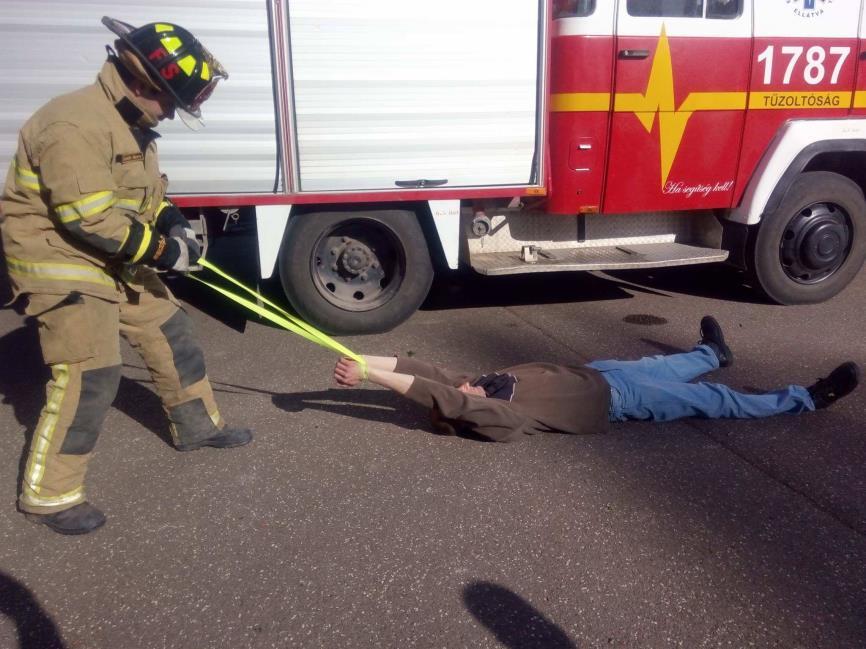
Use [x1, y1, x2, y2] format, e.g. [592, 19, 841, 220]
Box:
[729, 119, 866, 225]
[0, 0, 279, 195]
[284, 0, 543, 192]
[255, 205, 293, 279]
[754, 0, 861, 39]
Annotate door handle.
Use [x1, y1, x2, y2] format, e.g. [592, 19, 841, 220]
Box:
[619, 49, 650, 60]
[395, 178, 448, 188]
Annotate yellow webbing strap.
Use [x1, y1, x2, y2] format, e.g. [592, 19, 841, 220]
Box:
[190, 258, 367, 376]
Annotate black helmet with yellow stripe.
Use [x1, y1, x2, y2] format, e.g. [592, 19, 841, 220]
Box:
[102, 16, 228, 124]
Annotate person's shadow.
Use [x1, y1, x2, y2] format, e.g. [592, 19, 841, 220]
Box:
[272, 388, 496, 442]
[0, 572, 67, 649]
[463, 581, 577, 649]
[272, 388, 429, 431]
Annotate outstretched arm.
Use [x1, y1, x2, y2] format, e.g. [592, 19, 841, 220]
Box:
[332, 356, 526, 442]
[334, 356, 412, 394]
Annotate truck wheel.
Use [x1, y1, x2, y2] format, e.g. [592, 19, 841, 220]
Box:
[278, 210, 434, 334]
[751, 171, 866, 304]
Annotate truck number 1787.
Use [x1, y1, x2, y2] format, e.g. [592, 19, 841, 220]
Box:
[756, 45, 851, 86]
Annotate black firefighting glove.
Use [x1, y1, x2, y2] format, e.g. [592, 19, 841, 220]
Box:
[156, 202, 198, 249]
[120, 222, 199, 272]
[152, 236, 200, 272]
[155, 202, 191, 236]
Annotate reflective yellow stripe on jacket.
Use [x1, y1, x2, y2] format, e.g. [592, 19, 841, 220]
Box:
[14, 160, 42, 192]
[116, 198, 143, 212]
[5, 256, 116, 288]
[55, 191, 116, 223]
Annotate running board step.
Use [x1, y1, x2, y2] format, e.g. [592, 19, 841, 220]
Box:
[470, 242, 729, 276]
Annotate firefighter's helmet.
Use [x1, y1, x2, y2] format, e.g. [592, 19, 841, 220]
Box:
[102, 16, 228, 124]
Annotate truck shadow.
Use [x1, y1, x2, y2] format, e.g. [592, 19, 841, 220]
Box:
[605, 263, 768, 305]
[422, 263, 766, 311]
[156, 224, 765, 324]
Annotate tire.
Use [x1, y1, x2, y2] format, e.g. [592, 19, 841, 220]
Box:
[278, 210, 434, 335]
[750, 171, 866, 304]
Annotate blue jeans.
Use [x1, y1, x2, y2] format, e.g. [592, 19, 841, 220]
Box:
[587, 346, 816, 422]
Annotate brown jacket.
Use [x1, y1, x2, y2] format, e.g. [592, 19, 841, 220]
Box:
[1, 59, 168, 301]
[397, 358, 611, 442]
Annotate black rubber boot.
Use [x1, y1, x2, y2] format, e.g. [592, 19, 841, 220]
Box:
[176, 427, 253, 452]
[807, 362, 860, 409]
[699, 315, 733, 368]
[25, 502, 106, 536]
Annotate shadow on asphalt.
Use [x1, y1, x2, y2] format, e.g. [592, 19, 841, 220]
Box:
[159, 226, 769, 330]
[2, 230, 864, 644]
[0, 572, 67, 649]
[273, 388, 426, 431]
[606, 264, 768, 305]
[463, 581, 576, 649]
[272, 388, 495, 443]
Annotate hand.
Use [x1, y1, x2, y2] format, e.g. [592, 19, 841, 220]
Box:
[152, 236, 198, 272]
[334, 357, 364, 387]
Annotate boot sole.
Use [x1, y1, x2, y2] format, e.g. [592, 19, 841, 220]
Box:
[176, 437, 253, 452]
[25, 513, 106, 535]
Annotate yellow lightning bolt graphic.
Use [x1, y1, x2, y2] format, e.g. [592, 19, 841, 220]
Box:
[550, 30, 748, 189]
[614, 27, 746, 187]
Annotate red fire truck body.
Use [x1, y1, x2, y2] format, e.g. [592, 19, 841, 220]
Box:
[3, 1, 866, 334]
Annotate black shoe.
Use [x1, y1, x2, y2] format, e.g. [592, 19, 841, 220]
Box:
[176, 427, 253, 452]
[699, 315, 733, 368]
[25, 501, 106, 535]
[807, 362, 860, 409]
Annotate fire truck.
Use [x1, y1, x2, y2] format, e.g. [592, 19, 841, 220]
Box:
[3, 0, 866, 333]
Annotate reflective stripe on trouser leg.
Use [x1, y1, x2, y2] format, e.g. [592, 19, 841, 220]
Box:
[19, 362, 121, 513]
[19, 294, 122, 514]
[119, 278, 222, 446]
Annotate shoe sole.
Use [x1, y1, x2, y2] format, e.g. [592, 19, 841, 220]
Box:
[25, 513, 106, 535]
[176, 437, 253, 452]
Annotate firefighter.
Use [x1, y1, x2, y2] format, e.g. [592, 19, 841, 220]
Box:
[1, 17, 252, 535]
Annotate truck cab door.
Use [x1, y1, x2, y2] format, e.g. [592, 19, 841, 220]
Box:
[604, 0, 751, 213]
[736, 1, 859, 200]
[547, 0, 616, 214]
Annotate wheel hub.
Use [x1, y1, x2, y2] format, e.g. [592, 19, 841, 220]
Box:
[338, 240, 374, 276]
[780, 202, 851, 284]
[313, 222, 403, 312]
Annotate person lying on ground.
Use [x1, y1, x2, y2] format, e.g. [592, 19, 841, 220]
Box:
[332, 317, 860, 442]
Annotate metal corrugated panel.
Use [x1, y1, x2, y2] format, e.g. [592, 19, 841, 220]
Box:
[286, 0, 542, 192]
[0, 0, 278, 195]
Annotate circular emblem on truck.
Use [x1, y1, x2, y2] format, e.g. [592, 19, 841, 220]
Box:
[786, 0, 832, 18]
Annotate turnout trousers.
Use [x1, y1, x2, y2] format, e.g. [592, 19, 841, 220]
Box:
[19, 274, 224, 514]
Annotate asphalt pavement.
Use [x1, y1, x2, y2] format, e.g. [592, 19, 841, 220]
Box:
[1, 227, 864, 648]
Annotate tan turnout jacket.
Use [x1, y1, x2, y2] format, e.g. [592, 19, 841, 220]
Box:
[1, 60, 169, 301]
